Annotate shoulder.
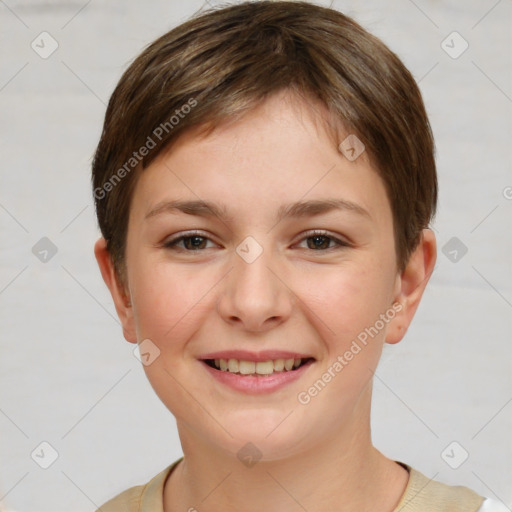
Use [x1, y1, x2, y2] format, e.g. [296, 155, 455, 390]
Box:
[97, 483, 146, 512]
[95, 458, 183, 512]
[476, 498, 511, 512]
[394, 462, 486, 512]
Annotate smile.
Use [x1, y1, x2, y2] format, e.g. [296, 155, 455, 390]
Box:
[204, 357, 314, 376]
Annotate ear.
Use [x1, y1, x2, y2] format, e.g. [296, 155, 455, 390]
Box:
[94, 237, 137, 344]
[386, 228, 437, 345]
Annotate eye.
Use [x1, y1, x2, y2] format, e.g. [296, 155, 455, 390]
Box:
[163, 229, 350, 253]
[295, 230, 351, 251]
[163, 231, 217, 251]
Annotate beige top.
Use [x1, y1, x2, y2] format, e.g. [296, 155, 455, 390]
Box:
[97, 458, 486, 512]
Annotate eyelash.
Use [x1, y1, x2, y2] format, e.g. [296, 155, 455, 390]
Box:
[162, 230, 351, 253]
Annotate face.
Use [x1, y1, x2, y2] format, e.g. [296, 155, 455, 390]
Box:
[96, 90, 434, 461]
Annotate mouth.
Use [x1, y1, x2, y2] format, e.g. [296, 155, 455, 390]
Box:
[202, 357, 315, 376]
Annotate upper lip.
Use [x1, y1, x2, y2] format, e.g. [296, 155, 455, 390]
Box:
[198, 350, 315, 362]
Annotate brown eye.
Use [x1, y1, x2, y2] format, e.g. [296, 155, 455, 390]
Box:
[163, 232, 215, 251]
[297, 230, 350, 251]
[181, 236, 208, 250]
[163, 230, 350, 254]
[306, 235, 332, 250]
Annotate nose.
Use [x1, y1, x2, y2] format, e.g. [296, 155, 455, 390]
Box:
[216, 242, 294, 333]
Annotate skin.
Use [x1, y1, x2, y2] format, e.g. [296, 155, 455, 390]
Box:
[95, 89, 436, 512]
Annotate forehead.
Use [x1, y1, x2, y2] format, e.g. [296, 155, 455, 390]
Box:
[130, 91, 392, 228]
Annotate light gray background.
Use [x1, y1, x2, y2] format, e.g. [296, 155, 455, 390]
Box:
[1, 0, 511, 510]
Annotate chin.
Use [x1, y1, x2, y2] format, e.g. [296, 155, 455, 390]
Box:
[213, 412, 313, 461]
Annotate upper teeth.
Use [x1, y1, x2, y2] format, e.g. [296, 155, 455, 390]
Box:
[213, 358, 303, 375]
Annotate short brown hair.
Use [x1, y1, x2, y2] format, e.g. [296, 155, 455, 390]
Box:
[92, 0, 437, 283]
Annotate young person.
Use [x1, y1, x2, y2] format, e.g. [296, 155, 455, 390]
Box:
[91, 2, 504, 510]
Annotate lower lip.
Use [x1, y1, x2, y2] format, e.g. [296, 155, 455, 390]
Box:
[200, 360, 315, 395]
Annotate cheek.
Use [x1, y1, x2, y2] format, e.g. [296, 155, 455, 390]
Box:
[129, 259, 214, 348]
[300, 261, 391, 343]
[128, 262, 214, 411]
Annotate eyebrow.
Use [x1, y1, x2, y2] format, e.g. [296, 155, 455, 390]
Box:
[145, 198, 371, 222]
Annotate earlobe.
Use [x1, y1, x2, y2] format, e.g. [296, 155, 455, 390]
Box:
[93, 237, 138, 344]
[386, 229, 437, 345]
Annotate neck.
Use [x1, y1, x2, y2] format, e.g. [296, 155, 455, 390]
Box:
[164, 386, 409, 512]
